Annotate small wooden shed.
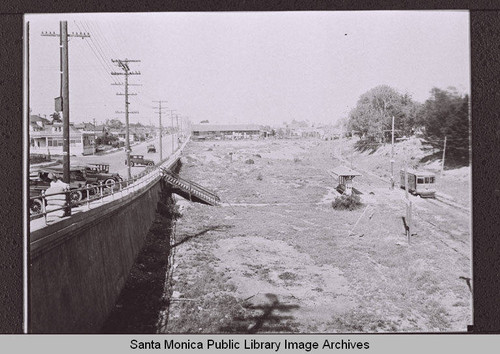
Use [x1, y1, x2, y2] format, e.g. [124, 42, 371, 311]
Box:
[330, 166, 362, 195]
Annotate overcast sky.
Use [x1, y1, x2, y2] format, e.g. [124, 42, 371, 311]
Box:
[26, 11, 470, 126]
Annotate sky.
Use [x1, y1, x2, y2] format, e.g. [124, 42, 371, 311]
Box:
[26, 11, 470, 127]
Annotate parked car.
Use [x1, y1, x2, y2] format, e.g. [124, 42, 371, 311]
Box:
[147, 144, 156, 153]
[83, 163, 123, 189]
[125, 155, 155, 167]
[29, 171, 52, 215]
[29, 167, 92, 215]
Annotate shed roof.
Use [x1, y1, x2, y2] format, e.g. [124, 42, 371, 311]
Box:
[191, 124, 261, 132]
[330, 166, 362, 177]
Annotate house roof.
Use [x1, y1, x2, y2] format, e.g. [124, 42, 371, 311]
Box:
[30, 115, 50, 123]
[191, 124, 262, 132]
[30, 124, 84, 138]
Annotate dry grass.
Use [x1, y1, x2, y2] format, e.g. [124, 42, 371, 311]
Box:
[163, 139, 471, 333]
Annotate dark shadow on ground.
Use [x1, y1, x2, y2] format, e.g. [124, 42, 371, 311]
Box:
[419, 151, 469, 169]
[172, 225, 233, 248]
[354, 140, 383, 154]
[219, 293, 300, 333]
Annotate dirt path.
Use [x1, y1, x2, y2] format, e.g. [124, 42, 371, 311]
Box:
[162, 139, 471, 333]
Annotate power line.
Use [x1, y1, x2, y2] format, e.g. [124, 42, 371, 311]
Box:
[73, 21, 121, 86]
[112, 58, 141, 179]
[153, 100, 168, 161]
[78, 21, 120, 84]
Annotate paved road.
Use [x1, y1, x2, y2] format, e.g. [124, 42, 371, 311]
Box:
[64, 133, 180, 179]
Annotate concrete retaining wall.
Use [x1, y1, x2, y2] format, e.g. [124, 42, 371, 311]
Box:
[29, 160, 180, 333]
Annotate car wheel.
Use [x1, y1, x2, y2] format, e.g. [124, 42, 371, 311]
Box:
[86, 184, 98, 196]
[148, 161, 154, 166]
[104, 178, 116, 190]
[70, 190, 83, 203]
[130, 161, 135, 167]
[30, 199, 43, 215]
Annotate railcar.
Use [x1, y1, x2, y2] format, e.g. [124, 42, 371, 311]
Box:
[400, 168, 436, 198]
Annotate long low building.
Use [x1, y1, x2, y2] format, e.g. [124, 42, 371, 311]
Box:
[191, 124, 262, 140]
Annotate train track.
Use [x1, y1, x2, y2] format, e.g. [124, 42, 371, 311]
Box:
[429, 193, 470, 214]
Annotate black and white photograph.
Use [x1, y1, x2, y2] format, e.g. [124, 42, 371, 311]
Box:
[26, 11, 471, 334]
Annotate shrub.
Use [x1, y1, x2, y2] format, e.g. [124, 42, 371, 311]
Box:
[331, 193, 363, 210]
[293, 157, 301, 163]
[245, 159, 255, 164]
[257, 173, 263, 181]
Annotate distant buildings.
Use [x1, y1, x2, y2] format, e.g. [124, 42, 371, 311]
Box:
[29, 114, 159, 155]
[29, 115, 96, 156]
[191, 124, 262, 140]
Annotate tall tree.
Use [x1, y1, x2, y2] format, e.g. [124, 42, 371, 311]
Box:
[50, 112, 62, 123]
[347, 85, 418, 141]
[418, 87, 470, 164]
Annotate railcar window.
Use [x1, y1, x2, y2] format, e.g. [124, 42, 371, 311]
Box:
[430, 177, 435, 183]
[417, 178, 424, 184]
[425, 177, 430, 184]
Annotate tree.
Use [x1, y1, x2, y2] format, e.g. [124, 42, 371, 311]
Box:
[50, 112, 62, 123]
[347, 85, 419, 141]
[200, 120, 209, 124]
[418, 87, 470, 164]
[105, 119, 124, 129]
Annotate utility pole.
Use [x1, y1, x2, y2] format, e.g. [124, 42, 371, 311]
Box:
[339, 125, 343, 158]
[166, 109, 176, 155]
[42, 22, 89, 216]
[397, 136, 412, 243]
[111, 59, 141, 180]
[93, 118, 96, 155]
[441, 136, 447, 177]
[390, 116, 395, 189]
[153, 100, 167, 161]
[176, 114, 179, 150]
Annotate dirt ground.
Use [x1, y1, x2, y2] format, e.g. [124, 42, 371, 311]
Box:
[162, 138, 471, 333]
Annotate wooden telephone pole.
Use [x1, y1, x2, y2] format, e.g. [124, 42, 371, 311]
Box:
[41, 22, 89, 215]
[391, 116, 395, 189]
[397, 136, 412, 244]
[166, 109, 176, 155]
[111, 59, 141, 180]
[153, 100, 168, 161]
[441, 136, 447, 177]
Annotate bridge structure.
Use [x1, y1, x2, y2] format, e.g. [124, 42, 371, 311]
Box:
[28, 138, 202, 333]
[162, 169, 220, 206]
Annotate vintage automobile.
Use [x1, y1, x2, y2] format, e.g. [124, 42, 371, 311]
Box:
[147, 144, 157, 153]
[29, 167, 93, 215]
[83, 163, 123, 189]
[125, 155, 155, 167]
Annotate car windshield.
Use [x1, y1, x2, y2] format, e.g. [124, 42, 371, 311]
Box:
[70, 171, 85, 180]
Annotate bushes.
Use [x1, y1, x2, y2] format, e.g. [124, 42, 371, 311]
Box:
[331, 193, 363, 210]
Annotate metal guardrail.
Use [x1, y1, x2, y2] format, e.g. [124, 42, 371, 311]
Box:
[30, 168, 163, 224]
[29, 135, 191, 226]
